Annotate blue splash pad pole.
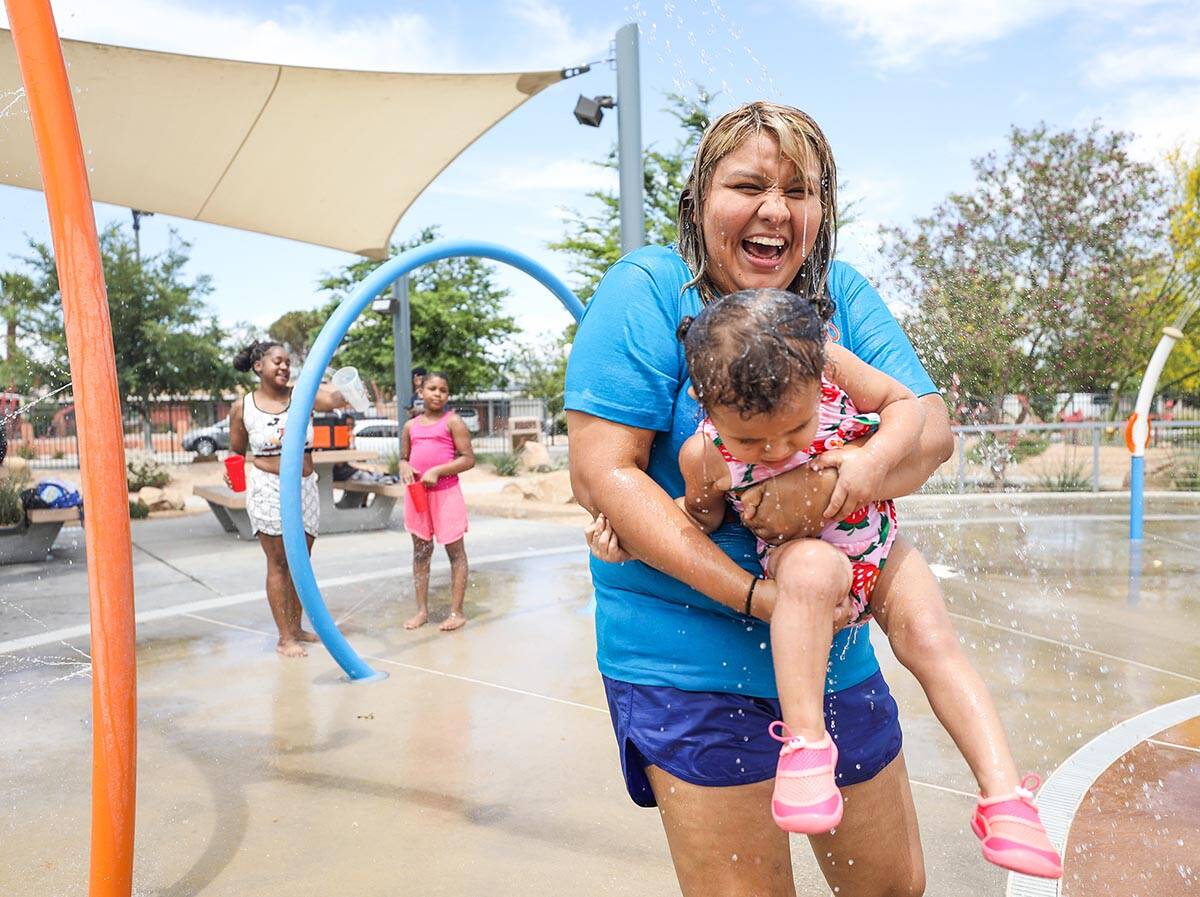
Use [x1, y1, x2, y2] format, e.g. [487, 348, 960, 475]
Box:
[279, 240, 583, 681]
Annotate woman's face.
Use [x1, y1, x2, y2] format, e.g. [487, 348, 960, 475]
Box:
[699, 132, 823, 296]
[255, 347, 291, 389]
[420, 376, 450, 413]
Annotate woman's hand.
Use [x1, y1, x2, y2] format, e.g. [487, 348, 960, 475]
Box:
[420, 468, 440, 488]
[398, 460, 415, 485]
[739, 465, 838, 544]
[222, 471, 233, 489]
[808, 445, 888, 523]
[585, 513, 633, 563]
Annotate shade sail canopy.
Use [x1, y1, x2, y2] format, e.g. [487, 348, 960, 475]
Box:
[0, 30, 564, 258]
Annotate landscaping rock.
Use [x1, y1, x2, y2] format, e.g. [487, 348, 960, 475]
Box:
[517, 441, 552, 472]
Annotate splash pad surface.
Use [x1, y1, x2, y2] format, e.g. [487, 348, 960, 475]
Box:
[2, 495, 1198, 896]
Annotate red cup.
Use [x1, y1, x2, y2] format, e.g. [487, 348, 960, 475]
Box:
[407, 480, 429, 514]
[224, 454, 246, 492]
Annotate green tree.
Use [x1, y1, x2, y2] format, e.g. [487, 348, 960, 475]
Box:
[504, 334, 569, 420]
[24, 224, 240, 439]
[0, 271, 45, 392]
[317, 226, 517, 397]
[268, 309, 325, 364]
[1159, 148, 1200, 395]
[880, 122, 1172, 422]
[549, 90, 713, 302]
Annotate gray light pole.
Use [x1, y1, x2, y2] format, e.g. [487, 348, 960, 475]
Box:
[393, 275, 413, 418]
[615, 23, 645, 255]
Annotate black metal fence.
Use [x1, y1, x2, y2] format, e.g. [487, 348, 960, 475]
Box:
[1, 396, 234, 469]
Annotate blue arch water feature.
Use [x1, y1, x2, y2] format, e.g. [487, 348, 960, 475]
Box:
[280, 240, 584, 681]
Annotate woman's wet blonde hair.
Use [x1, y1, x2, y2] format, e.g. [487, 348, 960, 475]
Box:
[677, 101, 838, 312]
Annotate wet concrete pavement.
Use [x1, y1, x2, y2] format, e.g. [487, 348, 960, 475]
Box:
[1, 493, 1198, 895]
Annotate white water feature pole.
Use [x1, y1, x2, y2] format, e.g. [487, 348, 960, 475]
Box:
[1128, 298, 1199, 540]
[615, 22, 645, 255]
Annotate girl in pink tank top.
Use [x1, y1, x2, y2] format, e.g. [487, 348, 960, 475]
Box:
[399, 372, 475, 632]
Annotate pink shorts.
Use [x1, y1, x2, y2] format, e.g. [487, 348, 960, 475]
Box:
[404, 481, 469, 544]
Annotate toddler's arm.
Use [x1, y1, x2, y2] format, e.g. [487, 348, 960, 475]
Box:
[678, 433, 731, 534]
[816, 344, 926, 522]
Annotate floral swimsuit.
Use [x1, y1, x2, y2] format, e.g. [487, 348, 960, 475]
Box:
[699, 376, 899, 623]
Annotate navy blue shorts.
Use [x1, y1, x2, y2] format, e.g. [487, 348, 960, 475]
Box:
[602, 669, 902, 807]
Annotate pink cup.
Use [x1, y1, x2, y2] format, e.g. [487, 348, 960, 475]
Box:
[224, 454, 246, 492]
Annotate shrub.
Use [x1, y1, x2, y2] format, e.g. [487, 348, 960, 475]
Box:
[0, 467, 32, 526]
[128, 499, 150, 519]
[16, 442, 35, 461]
[478, 451, 521, 477]
[1035, 460, 1091, 492]
[1165, 450, 1200, 491]
[384, 453, 401, 476]
[126, 453, 171, 490]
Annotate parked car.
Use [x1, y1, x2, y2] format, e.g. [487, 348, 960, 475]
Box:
[352, 418, 402, 456]
[182, 418, 231, 457]
[453, 407, 480, 434]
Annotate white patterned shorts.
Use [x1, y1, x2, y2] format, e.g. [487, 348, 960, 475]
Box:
[246, 464, 320, 537]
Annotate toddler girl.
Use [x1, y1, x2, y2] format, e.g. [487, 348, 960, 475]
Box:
[399, 372, 474, 632]
[589, 288, 1061, 879]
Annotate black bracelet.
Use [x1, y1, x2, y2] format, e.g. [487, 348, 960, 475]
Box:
[744, 576, 759, 617]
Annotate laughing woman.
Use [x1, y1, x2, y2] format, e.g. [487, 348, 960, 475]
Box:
[567, 102, 955, 896]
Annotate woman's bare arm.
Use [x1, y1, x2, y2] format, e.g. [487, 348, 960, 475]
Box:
[569, 410, 776, 619]
[740, 393, 954, 543]
[229, 398, 248, 455]
[312, 384, 348, 413]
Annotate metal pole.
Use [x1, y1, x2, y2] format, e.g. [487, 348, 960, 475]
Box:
[392, 276, 412, 454]
[1092, 425, 1101, 493]
[615, 22, 644, 255]
[956, 432, 966, 494]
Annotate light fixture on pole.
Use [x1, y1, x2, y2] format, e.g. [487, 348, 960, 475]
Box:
[567, 24, 644, 254]
[573, 94, 614, 127]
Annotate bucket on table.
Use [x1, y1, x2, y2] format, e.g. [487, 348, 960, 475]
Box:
[407, 480, 428, 515]
[224, 454, 246, 492]
[331, 366, 370, 414]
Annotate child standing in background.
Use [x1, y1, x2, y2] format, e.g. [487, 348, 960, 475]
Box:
[400, 372, 474, 632]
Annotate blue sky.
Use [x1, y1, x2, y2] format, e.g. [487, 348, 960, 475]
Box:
[1, 0, 1197, 351]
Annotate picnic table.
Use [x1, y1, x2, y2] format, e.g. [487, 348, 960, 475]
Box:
[194, 449, 404, 538]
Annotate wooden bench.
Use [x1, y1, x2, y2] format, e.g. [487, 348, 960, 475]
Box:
[0, 505, 83, 565]
[195, 478, 403, 538]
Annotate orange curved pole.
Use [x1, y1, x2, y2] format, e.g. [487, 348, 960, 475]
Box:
[5, 2, 137, 895]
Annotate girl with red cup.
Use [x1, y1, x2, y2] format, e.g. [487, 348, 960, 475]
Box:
[399, 372, 475, 632]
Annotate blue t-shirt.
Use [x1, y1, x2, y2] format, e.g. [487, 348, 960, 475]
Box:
[565, 245, 937, 698]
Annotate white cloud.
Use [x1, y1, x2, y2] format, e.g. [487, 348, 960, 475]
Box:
[803, 0, 1158, 69]
[0, 0, 456, 71]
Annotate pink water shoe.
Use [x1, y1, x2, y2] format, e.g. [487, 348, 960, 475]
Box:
[971, 774, 1063, 879]
[768, 721, 843, 834]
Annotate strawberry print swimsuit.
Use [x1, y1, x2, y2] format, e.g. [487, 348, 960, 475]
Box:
[699, 376, 899, 623]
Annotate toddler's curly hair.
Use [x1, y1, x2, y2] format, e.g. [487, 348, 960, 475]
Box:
[678, 288, 828, 419]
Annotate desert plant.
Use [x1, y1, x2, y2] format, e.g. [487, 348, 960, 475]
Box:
[16, 442, 35, 460]
[1035, 459, 1091, 492]
[384, 452, 401, 476]
[0, 467, 32, 526]
[128, 498, 150, 519]
[1165, 449, 1200, 490]
[126, 452, 171, 490]
[478, 451, 521, 477]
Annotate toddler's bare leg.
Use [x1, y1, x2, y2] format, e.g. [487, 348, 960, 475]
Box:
[872, 536, 1020, 796]
[768, 539, 852, 741]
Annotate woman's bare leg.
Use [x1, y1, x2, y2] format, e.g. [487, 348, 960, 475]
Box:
[769, 540, 852, 741]
[872, 537, 1020, 797]
[287, 533, 320, 641]
[405, 534, 434, 629]
[807, 752, 926, 896]
[257, 533, 306, 657]
[646, 765, 795, 897]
